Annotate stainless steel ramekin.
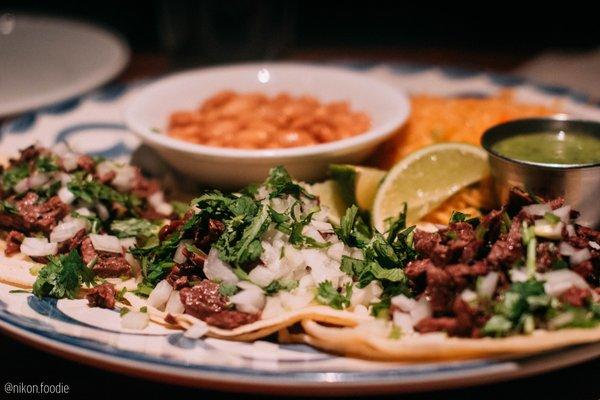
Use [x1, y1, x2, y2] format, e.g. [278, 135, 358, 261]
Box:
[481, 117, 600, 227]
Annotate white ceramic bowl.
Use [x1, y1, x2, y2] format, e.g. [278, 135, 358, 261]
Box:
[125, 63, 410, 188]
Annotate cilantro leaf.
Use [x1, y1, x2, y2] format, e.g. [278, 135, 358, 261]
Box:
[32, 251, 95, 299]
[111, 218, 160, 241]
[264, 279, 299, 295]
[2, 163, 29, 192]
[35, 156, 59, 172]
[335, 205, 371, 248]
[67, 173, 141, 209]
[315, 281, 352, 310]
[265, 166, 315, 199]
[219, 283, 238, 297]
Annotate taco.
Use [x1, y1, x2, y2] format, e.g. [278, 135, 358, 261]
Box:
[0, 145, 371, 339]
[283, 188, 600, 360]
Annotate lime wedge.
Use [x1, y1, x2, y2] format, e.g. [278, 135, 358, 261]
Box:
[330, 164, 386, 211]
[371, 143, 489, 232]
[309, 180, 348, 226]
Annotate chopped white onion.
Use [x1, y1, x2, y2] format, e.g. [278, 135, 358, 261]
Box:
[14, 177, 30, 194]
[590, 241, 600, 250]
[184, 320, 209, 339]
[112, 165, 137, 192]
[543, 269, 589, 297]
[50, 218, 87, 243]
[61, 154, 79, 171]
[522, 203, 551, 216]
[280, 290, 313, 310]
[56, 172, 72, 185]
[566, 224, 576, 237]
[477, 272, 499, 299]
[89, 234, 122, 253]
[559, 242, 576, 256]
[552, 206, 571, 223]
[75, 207, 93, 217]
[148, 191, 173, 216]
[391, 294, 416, 312]
[353, 304, 369, 316]
[29, 173, 50, 189]
[248, 265, 276, 287]
[165, 290, 185, 314]
[533, 219, 563, 240]
[173, 240, 191, 264]
[570, 248, 591, 266]
[509, 268, 529, 282]
[393, 311, 414, 334]
[461, 288, 478, 303]
[409, 297, 431, 323]
[147, 279, 173, 310]
[20, 237, 58, 257]
[121, 310, 149, 330]
[547, 312, 574, 330]
[57, 186, 75, 205]
[124, 252, 141, 278]
[120, 237, 137, 250]
[204, 248, 239, 284]
[96, 161, 116, 179]
[96, 203, 109, 221]
[230, 288, 265, 314]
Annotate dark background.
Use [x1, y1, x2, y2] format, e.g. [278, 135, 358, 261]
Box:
[2, 0, 599, 70]
[0, 1, 598, 398]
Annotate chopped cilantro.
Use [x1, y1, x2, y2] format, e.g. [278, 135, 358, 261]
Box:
[0, 200, 18, 214]
[2, 163, 29, 191]
[264, 279, 298, 295]
[35, 156, 59, 172]
[219, 282, 238, 297]
[265, 166, 315, 199]
[543, 212, 561, 225]
[315, 281, 352, 310]
[111, 218, 160, 244]
[140, 306, 148, 313]
[67, 172, 141, 210]
[32, 251, 95, 299]
[119, 307, 130, 317]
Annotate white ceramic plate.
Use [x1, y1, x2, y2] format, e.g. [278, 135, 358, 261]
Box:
[0, 63, 599, 394]
[0, 14, 129, 117]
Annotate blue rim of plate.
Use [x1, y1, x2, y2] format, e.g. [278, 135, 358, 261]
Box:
[0, 62, 599, 391]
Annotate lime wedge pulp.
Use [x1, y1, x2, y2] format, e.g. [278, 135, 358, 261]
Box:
[371, 143, 489, 232]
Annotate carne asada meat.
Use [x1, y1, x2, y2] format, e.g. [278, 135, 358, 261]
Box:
[80, 238, 131, 278]
[179, 280, 259, 329]
[86, 283, 116, 309]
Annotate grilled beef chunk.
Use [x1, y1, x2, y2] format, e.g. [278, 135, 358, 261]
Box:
[424, 266, 455, 314]
[86, 283, 116, 309]
[57, 228, 87, 254]
[536, 242, 561, 272]
[204, 310, 259, 330]
[0, 193, 70, 234]
[18, 193, 69, 234]
[77, 155, 95, 172]
[413, 222, 482, 267]
[179, 280, 258, 329]
[80, 238, 131, 278]
[4, 230, 24, 256]
[559, 287, 591, 307]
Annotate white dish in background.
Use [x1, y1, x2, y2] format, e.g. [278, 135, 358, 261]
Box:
[124, 63, 410, 187]
[0, 14, 129, 117]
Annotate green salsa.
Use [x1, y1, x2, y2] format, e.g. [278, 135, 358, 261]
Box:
[492, 131, 600, 165]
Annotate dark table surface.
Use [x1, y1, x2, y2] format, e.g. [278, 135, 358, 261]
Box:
[1, 50, 599, 399]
